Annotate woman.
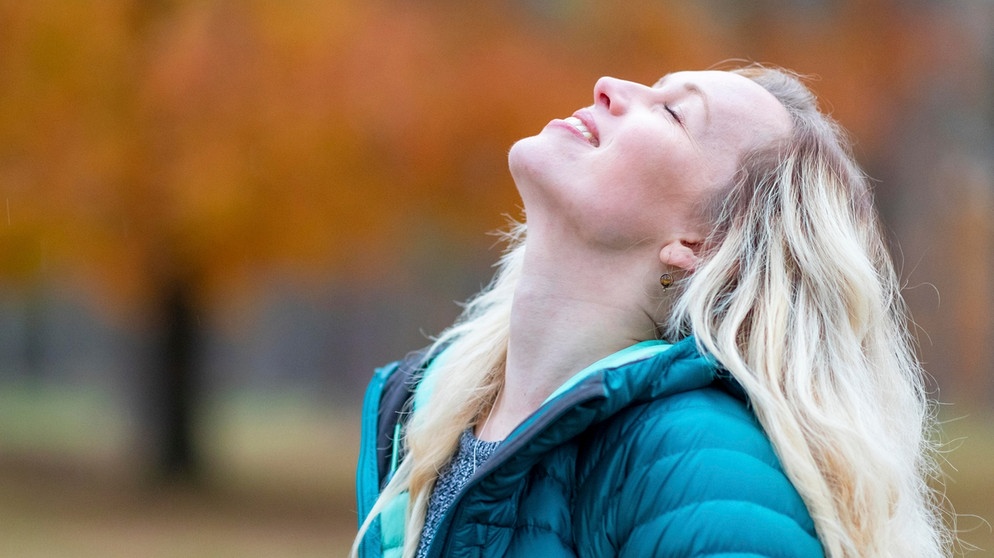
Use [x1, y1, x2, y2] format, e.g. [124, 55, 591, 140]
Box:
[353, 65, 950, 557]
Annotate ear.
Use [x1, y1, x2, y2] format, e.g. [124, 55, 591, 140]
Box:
[659, 239, 702, 271]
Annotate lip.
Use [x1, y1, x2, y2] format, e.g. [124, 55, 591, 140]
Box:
[550, 108, 600, 147]
[571, 109, 599, 144]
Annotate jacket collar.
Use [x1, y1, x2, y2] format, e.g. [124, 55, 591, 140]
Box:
[435, 336, 718, 488]
[417, 336, 714, 417]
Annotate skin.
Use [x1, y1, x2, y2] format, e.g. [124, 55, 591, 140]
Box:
[478, 70, 792, 441]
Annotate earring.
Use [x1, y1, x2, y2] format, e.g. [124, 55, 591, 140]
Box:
[659, 273, 674, 290]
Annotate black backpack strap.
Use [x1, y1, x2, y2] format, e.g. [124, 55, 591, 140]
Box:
[375, 346, 437, 487]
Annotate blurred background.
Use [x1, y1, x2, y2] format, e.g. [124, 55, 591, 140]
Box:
[0, 0, 991, 556]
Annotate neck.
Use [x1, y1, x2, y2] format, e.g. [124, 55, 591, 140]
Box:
[477, 233, 666, 441]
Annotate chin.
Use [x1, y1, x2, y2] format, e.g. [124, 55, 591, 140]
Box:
[507, 134, 554, 186]
[507, 134, 533, 166]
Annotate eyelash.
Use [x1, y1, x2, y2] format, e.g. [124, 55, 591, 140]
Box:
[664, 104, 682, 124]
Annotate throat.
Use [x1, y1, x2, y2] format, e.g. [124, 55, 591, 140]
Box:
[498, 286, 654, 435]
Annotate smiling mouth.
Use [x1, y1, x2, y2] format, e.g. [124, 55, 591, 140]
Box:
[564, 116, 599, 147]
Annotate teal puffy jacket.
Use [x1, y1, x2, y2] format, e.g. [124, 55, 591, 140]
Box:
[355, 336, 824, 557]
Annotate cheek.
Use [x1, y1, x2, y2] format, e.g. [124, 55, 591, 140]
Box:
[611, 127, 695, 179]
[602, 135, 707, 209]
[566, 178, 675, 249]
[585, 151, 714, 245]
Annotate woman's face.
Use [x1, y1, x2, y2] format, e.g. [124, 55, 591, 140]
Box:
[509, 70, 791, 251]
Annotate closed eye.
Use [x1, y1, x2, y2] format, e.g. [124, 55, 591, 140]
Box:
[664, 104, 683, 124]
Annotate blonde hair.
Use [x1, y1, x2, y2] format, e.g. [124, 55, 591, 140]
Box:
[667, 66, 949, 556]
[353, 66, 951, 557]
[351, 225, 524, 558]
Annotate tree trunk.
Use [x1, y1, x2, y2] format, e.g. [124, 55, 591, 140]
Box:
[147, 277, 202, 483]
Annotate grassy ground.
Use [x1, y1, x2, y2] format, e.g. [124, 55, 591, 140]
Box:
[0, 457, 356, 557]
[939, 408, 994, 555]
[0, 387, 359, 557]
[0, 386, 990, 556]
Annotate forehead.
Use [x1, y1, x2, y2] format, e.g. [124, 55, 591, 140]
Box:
[660, 70, 791, 141]
[658, 70, 779, 107]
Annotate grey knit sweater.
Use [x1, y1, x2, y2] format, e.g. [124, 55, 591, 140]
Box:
[415, 429, 501, 558]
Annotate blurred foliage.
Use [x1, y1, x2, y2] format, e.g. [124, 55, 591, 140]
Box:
[1, 0, 979, 303]
[3, 0, 992, 396]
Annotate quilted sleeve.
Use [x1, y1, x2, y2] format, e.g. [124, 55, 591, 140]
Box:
[575, 388, 824, 557]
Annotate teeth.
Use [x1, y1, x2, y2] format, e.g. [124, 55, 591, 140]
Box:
[565, 116, 598, 146]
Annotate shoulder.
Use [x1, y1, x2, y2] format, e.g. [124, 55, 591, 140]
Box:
[582, 382, 780, 469]
[575, 385, 823, 557]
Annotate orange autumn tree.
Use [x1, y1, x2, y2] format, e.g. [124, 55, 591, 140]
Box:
[3, 0, 986, 480]
[0, 0, 718, 479]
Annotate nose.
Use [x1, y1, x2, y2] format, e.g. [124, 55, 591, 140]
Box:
[594, 76, 641, 115]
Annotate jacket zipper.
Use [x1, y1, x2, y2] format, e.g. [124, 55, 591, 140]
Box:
[426, 379, 607, 558]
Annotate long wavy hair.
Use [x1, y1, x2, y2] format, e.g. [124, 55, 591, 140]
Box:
[353, 65, 951, 557]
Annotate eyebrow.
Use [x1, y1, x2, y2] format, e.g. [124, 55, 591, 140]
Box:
[653, 76, 712, 128]
[682, 83, 712, 127]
